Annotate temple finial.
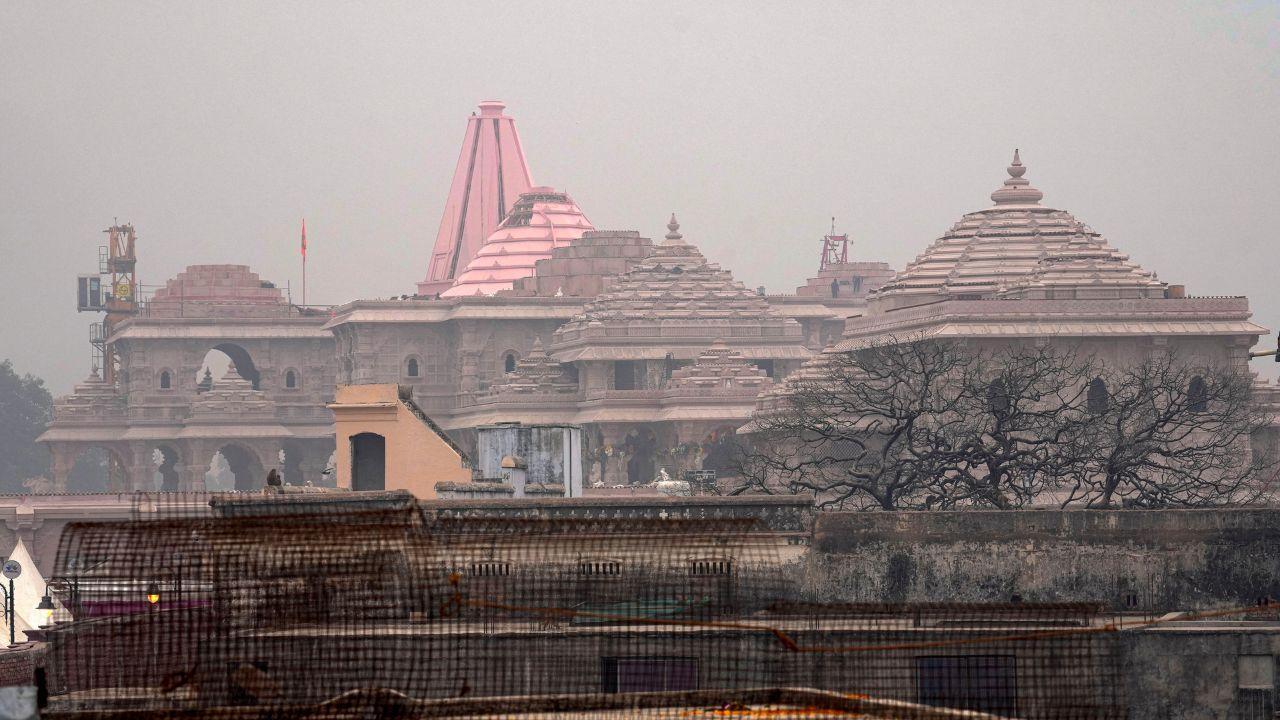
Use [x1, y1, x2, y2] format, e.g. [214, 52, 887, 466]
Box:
[991, 149, 1042, 205]
[665, 213, 683, 243]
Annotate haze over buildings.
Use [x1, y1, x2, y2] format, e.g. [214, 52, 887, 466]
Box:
[3, 2, 1280, 394]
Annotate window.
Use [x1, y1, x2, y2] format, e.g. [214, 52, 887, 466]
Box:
[504, 352, 518, 374]
[469, 561, 511, 577]
[917, 655, 1017, 716]
[579, 559, 623, 576]
[1087, 378, 1108, 413]
[1239, 655, 1275, 720]
[1188, 375, 1207, 413]
[602, 657, 698, 694]
[689, 558, 733, 576]
[158, 370, 171, 390]
[406, 357, 419, 378]
[284, 370, 298, 389]
[614, 360, 637, 390]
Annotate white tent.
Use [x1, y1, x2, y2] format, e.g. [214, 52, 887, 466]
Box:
[3, 537, 57, 642]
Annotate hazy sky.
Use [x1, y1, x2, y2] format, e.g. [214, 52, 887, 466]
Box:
[3, 1, 1279, 394]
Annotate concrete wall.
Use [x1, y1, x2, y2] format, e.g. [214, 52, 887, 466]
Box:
[1125, 625, 1280, 720]
[329, 384, 471, 498]
[808, 508, 1280, 611]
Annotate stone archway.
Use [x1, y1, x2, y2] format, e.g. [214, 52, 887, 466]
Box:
[197, 343, 261, 390]
[153, 445, 181, 491]
[209, 443, 266, 492]
[60, 445, 128, 493]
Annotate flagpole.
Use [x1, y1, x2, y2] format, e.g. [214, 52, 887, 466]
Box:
[301, 218, 307, 307]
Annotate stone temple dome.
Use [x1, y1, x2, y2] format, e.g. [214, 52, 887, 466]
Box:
[440, 187, 594, 297]
[871, 151, 1163, 310]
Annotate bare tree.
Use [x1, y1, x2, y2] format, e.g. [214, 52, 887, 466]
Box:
[1058, 354, 1277, 507]
[737, 337, 975, 510]
[943, 344, 1097, 509]
[737, 338, 1276, 510]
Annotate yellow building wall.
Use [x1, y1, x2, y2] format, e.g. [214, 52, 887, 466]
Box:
[329, 384, 471, 499]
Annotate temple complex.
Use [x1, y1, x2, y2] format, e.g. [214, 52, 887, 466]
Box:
[37, 103, 1272, 492]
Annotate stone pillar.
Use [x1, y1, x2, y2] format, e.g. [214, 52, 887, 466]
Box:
[179, 440, 211, 492]
[1231, 335, 1254, 372]
[126, 442, 156, 492]
[176, 463, 206, 492]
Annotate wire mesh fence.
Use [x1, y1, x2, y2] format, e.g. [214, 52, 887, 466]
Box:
[35, 491, 1130, 718]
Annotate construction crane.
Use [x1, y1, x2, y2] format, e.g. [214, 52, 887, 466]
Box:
[77, 222, 138, 385]
[819, 217, 850, 272]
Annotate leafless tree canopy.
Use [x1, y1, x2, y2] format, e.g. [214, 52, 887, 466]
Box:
[739, 337, 1276, 510]
[1060, 354, 1274, 507]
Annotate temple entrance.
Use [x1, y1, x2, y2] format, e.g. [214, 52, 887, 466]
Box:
[351, 433, 386, 491]
[196, 344, 260, 390]
[624, 429, 657, 485]
[207, 444, 264, 492]
[66, 446, 123, 492]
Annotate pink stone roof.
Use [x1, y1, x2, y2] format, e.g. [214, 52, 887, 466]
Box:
[418, 101, 534, 296]
[440, 188, 594, 297]
[151, 265, 284, 304]
[872, 151, 1161, 306]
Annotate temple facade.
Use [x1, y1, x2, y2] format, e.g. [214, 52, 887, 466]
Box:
[39, 265, 336, 492]
[323, 217, 888, 488]
[37, 101, 1272, 492]
[39, 228, 889, 490]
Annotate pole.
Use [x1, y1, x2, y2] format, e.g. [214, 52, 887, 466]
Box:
[303, 252, 307, 307]
[8, 578, 14, 646]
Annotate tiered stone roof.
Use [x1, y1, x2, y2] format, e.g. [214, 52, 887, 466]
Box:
[551, 216, 807, 361]
[148, 265, 287, 318]
[44, 370, 127, 432]
[187, 364, 277, 425]
[487, 339, 579, 395]
[999, 233, 1165, 300]
[508, 230, 655, 298]
[441, 188, 594, 297]
[872, 151, 1162, 310]
[751, 350, 837, 421]
[667, 340, 773, 393]
[563, 216, 772, 322]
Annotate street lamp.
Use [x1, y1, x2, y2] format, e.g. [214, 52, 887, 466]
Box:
[145, 582, 160, 606]
[35, 591, 54, 627]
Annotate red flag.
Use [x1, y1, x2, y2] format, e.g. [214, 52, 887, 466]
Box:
[301, 219, 307, 258]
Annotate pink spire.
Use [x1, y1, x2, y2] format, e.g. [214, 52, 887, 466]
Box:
[440, 188, 593, 297]
[417, 101, 535, 296]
